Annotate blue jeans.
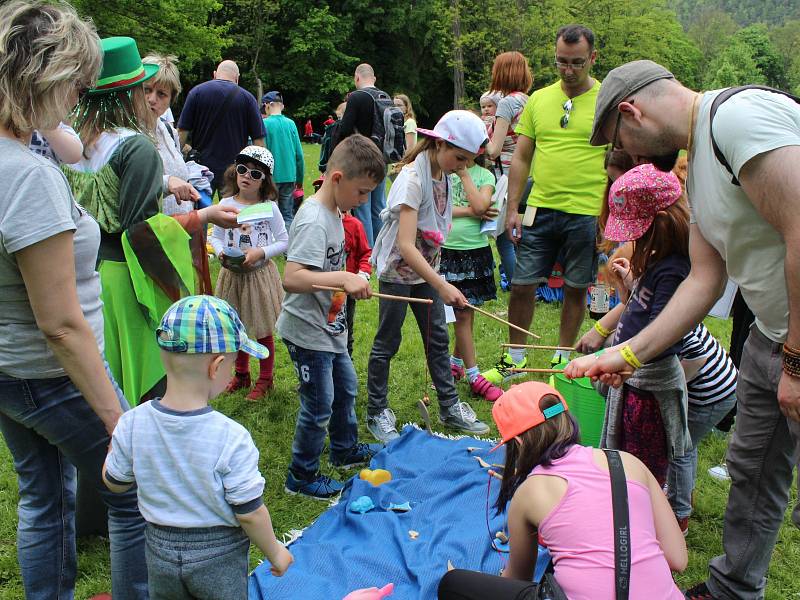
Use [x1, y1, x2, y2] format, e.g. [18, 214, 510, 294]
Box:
[284, 342, 358, 479]
[145, 523, 249, 600]
[276, 182, 296, 231]
[513, 208, 597, 288]
[353, 176, 386, 246]
[667, 393, 737, 518]
[0, 365, 147, 600]
[495, 232, 516, 281]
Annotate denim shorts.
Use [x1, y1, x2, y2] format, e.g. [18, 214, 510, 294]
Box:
[513, 207, 597, 288]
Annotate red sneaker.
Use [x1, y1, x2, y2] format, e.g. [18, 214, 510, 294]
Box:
[246, 378, 273, 401]
[225, 372, 251, 394]
[470, 375, 503, 402]
[451, 363, 465, 381]
[677, 516, 689, 537]
[88, 594, 112, 600]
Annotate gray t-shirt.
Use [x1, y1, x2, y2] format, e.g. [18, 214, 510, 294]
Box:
[0, 138, 104, 378]
[688, 89, 799, 343]
[276, 197, 348, 353]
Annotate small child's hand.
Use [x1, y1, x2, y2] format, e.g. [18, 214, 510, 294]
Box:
[611, 257, 633, 291]
[439, 282, 467, 308]
[576, 328, 606, 354]
[242, 247, 264, 268]
[269, 545, 294, 577]
[343, 272, 372, 299]
[481, 206, 500, 220]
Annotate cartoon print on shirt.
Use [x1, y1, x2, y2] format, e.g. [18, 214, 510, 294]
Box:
[324, 239, 348, 336]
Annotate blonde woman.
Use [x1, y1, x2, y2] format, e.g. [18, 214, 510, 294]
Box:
[0, 3, 147, 597]
[393, 93, 418, 152]
[142, 53, 198, 216]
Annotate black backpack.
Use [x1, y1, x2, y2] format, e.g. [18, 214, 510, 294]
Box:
[710, 85, 800, 186]
[358, 87, 406, 163]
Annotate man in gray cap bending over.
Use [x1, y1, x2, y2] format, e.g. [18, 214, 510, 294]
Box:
[565, 60, 800, 600]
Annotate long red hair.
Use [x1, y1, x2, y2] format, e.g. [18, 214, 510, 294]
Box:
[489, 51, 533, 96]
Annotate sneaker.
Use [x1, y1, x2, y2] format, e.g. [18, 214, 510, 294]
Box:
[225, 372, 251, 394]
[246, 377, 273, 401]
[469, 375, 503, 402]
[439, 401, 490, 435]
[684, 582, 718, 600]
[500, 271, 511, 292]
[481, 353, 527, 385]
[284, 471, 344, 500]
[676, 515, 689, 537]
[330, 442, 383, 468]
[708, 464, 730, 481]
[366, 408, 400, 443]
[451, 362, 466, 381]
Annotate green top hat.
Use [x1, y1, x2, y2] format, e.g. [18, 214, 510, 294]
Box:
[88, 37, 158, 96]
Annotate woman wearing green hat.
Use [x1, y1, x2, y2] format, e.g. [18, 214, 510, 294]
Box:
[0, 3, 147, 598]
[65, 37, 237, 405]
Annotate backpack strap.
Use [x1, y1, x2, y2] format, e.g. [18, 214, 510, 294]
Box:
[709, 85, 800, 186]
[604, 449, 630, 600]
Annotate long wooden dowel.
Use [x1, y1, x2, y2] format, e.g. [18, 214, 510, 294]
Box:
[509, 367, 634, 376]
[466, 304, 541, 339]
[502, 343, 575, 351]
[311, 284, 433, 305]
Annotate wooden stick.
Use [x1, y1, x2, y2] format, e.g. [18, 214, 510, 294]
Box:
[502, 343, 575, 351]
[312, 285, 433, 304]
[465, 304, 541, 339]
[509, 367, 635, 376]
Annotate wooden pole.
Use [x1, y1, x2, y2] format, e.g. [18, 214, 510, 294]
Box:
[465, 304, 541, 339]
[508, 368, 564, 374]
[502, 343, 575, 351]
[312, 285, 433, 305]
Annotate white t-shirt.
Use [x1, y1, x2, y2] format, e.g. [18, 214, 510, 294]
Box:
[688, 89, 800, 343]
[104, 400, 265, 528]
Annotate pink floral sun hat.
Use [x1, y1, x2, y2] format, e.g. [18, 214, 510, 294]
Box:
[604, 163, 683, 242]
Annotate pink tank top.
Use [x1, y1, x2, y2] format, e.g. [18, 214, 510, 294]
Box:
[531, 445, 682, 600]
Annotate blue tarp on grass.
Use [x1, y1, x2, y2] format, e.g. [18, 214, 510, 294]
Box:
[249, 426, 548, 599]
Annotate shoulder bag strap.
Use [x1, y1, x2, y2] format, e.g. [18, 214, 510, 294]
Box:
[194, 84, 240, 152]
[604, 449, 630, 600]
[709, 85, 800, 186]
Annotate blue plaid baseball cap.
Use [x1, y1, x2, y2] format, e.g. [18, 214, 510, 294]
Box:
[156, 296, 268, 359]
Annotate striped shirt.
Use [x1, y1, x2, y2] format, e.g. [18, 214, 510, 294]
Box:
[680, 323, 738, 405]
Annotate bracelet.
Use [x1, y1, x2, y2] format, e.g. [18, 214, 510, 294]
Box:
[783, 347, 800, 377]
[620, 345, 643, 369]
[783, 343, 800, 357]
[594, 321, 612, 338]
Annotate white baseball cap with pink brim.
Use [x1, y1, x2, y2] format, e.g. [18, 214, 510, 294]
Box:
[416, 110, 488, 155]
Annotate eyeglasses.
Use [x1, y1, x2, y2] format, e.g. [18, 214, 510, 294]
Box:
[610, 99, 633, 150]
[554, 59, 588, 71]
[560, 99, 573, 129]
[236, 164, 265, 180]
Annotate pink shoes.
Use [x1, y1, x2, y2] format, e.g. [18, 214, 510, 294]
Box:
[470, 374, 503, 402]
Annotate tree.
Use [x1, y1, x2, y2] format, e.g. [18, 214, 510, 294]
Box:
[704, 39, 763, 88]
[73, 0, 230, 72]
[687, 8, 739, 69]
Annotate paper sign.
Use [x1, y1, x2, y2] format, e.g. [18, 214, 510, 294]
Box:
[444, 303, 456, 323]
[237, 202, 274, 224]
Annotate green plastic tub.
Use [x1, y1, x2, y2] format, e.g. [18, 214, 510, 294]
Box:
[552, 371, 606, 447]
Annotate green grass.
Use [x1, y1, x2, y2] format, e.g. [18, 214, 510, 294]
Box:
[0, 143, 797, 598]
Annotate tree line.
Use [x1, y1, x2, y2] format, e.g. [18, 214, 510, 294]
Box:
[68, 0, 800, 126]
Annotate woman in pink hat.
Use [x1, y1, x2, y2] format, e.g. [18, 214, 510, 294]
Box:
[566, 163, 692, 488]
[438, 381, 686, 600]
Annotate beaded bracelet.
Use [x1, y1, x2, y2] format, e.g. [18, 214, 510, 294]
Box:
[594, 321, 612, 338]
[620, 345, 643, 370]
[783, 345, 800, 377]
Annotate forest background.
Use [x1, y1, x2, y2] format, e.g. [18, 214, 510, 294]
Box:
[69, 0, 800, 127]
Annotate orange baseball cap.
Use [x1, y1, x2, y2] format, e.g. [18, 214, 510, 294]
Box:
[489, 381, 569, 452]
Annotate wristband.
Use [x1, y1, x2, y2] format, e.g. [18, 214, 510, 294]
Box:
[783, 345, 800, 377]
[620, 345, 642, 369]
[594, 321, 612, 338]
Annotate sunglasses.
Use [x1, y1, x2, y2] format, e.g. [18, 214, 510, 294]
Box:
[236, 164, 265, 180]
[560, 99, 573, 129]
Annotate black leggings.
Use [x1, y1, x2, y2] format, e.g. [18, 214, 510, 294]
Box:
[438, 569, 538, 600]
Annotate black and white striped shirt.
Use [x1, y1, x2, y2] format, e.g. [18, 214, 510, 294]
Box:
[680, 323, 738, 405]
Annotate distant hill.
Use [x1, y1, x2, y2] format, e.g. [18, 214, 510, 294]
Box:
[675, 0, 800, 27]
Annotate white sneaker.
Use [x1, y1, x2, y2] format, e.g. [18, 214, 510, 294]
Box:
[366, 408, 400, 443]
[708, 464, 730, 481]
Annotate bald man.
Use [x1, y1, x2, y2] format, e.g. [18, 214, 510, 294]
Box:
[178, 60, 265, 194]
[332, 63, 390, 244]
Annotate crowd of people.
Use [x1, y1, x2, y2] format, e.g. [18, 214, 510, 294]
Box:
[0, 2, 798, 599]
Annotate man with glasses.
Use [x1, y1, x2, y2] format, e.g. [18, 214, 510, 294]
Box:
[569, 60, 800, 600]
[483, 24, 607, 384]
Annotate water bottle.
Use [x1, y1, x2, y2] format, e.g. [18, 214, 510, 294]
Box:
[589, 254, 610, 320]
